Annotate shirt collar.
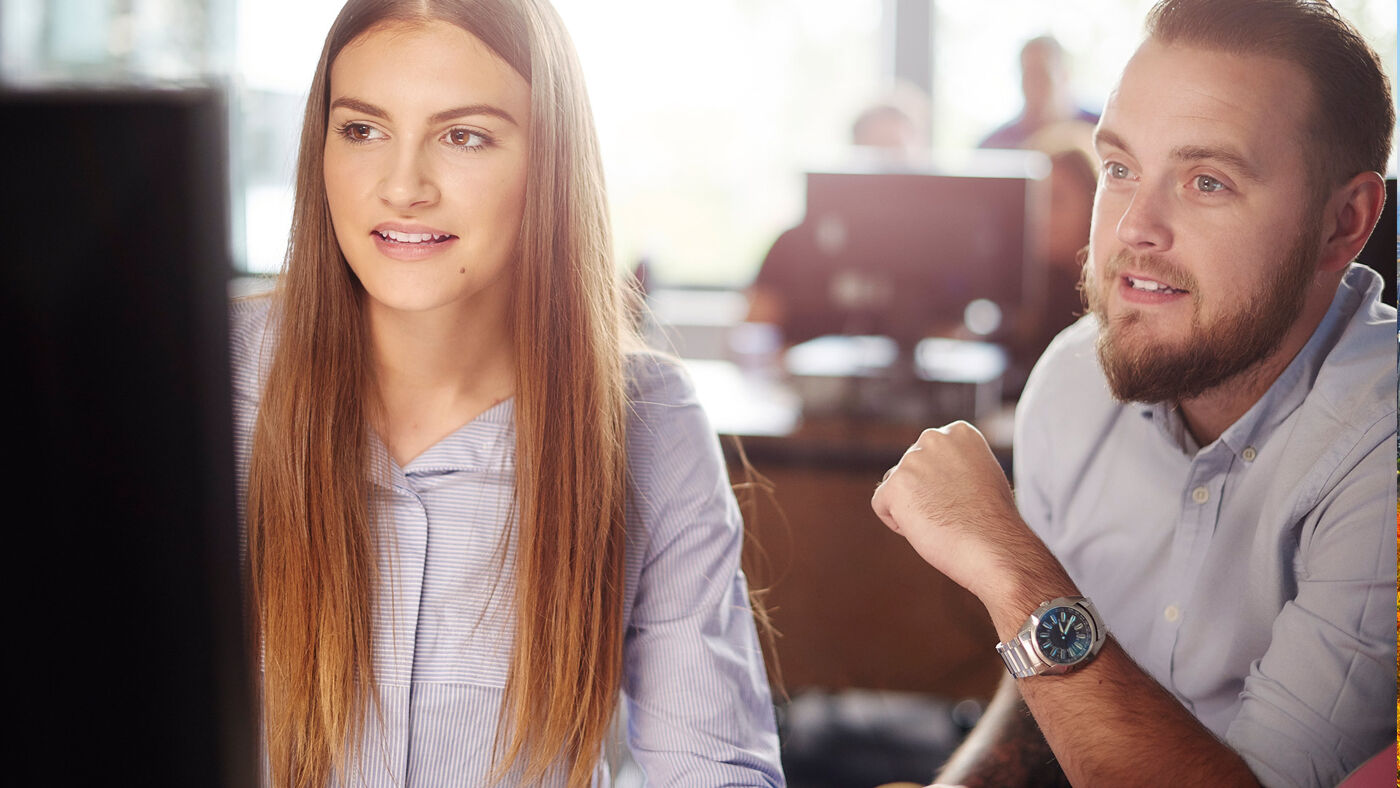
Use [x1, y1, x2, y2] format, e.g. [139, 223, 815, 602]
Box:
[369, 398, 517, 489]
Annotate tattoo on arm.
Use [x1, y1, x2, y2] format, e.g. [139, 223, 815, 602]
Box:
[959, 702, 1071, 788]
[934, 677, 1071, 788]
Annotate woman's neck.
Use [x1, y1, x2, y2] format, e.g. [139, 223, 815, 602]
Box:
[366, 299, 515, 466]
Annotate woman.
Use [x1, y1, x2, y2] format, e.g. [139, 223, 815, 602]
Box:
[230, 1, 783, 785]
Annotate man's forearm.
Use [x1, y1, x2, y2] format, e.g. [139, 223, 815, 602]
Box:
[1013, 637, 1260, 787]
[872, 426, 1263, 786]
[962, 524, 1261, 787]
[935, 675, 1071, 788]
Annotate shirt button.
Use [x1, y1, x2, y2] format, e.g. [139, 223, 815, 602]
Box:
[1191, 486, 1209, 504]
[1242, 447, 1258, 462]
[1164, 604, 1180, 622]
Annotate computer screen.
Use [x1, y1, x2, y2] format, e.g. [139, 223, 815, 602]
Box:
[3, 87, 255, 786]
[757, 158, 1045, 348]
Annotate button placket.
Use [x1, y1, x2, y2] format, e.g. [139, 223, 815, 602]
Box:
[1155, 457, 1226, 679]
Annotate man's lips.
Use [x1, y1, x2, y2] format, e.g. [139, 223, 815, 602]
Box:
[1115, 272, 1190, 306]
[1121, 273, 1188, 295]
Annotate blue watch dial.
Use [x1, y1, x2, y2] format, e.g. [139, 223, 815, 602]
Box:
[1035, 605, 1094, 665]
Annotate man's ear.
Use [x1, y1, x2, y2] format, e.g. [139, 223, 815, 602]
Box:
[1317, 171, 1386, 273]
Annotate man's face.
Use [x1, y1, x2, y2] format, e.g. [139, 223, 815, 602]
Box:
[1083, 39, 1324, 403]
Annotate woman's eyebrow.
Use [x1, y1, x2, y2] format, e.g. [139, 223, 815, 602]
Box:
[329, 96, 388, 119]
[429, 104, 518, 127]
[329, 95, 518, 127]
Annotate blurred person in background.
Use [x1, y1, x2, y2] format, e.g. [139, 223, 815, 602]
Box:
[1003, 120, 1100, 382]
[979, 35, 1100, 151]
[746, 85, 931, 338]
[874, 0, 1396, 785]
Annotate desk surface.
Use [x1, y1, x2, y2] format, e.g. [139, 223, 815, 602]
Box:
[686, 357, 1010, 700]
[683, 357, 1015, 468]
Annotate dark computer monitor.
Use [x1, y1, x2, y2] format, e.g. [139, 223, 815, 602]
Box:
[3, 87, 254, 786]
[764, 160, 1044, 348]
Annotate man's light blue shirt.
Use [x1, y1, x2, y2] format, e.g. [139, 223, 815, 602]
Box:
[1013, 264, 1397, 788]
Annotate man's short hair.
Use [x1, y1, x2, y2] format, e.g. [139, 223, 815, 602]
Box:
[1145, 0, 1394, 192]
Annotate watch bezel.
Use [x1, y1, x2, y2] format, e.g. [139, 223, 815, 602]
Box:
[1003, 596, 1106, 677]
[1028, 602, 1100, 667]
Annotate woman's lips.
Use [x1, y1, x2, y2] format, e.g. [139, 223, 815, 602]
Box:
[371, 230, 458, 261]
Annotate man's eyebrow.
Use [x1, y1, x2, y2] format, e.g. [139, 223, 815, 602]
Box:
[328, 96, 518, 127]
[1094, 127, 1263, 182]
[1093, 127, 1130, 154]
[1169, 144, 1262, 182]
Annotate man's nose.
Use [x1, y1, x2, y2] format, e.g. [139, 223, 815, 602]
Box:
[1114, 180, 1173, 253]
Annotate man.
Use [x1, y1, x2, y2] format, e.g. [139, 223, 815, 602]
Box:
[979, 35, 1100, 151]
[871, 1, 1396, 786]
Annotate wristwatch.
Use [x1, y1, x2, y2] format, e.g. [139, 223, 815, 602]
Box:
[995, 596, 1106, 678]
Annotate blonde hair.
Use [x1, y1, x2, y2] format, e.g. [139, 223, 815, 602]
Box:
[246, 1, 628, 786]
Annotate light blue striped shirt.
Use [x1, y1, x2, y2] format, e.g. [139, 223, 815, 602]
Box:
[231, 297, 784, 786]
[1013, 264, 1397, 787]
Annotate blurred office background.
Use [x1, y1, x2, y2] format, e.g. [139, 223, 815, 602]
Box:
[4, 2, 1393, 786]
[4, 0, 1393, 284]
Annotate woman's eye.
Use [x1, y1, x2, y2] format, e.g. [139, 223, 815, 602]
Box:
[445, 128, 488, 149]
[338, 122, 382, 142]
[1194, 174, 1226, 193]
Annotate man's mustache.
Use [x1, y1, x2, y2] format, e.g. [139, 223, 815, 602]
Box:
[1095, 248, 1198, 294]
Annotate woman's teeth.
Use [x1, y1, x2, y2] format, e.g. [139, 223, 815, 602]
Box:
[377, 230, 450, 244]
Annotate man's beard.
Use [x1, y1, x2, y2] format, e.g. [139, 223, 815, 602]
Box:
[1080, 222, 1319, 404]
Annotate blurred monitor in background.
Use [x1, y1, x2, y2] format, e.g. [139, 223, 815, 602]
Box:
[1009, 120, 1099, 374]
[747, 154, 1047, 352]
[3, 87, 255, 787]
[747, 88, 933, 330]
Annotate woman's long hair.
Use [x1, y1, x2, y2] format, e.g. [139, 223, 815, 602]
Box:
[245, 1, 627, 786]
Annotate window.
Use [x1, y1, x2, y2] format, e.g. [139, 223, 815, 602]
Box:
[4, 0, 1394, 284]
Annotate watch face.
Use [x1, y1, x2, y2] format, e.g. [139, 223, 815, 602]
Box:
[1035, 605, 1095, 665]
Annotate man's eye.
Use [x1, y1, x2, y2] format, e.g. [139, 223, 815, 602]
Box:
[1194, 174, 1226, 193]
[1105, 162, 1131, 179]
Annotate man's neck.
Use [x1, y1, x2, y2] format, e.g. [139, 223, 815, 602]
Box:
[1178, 275, 1340, 446]
[1177, 357, 1286, 447]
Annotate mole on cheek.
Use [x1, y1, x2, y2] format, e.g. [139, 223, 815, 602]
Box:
[459, 267, 466, 274]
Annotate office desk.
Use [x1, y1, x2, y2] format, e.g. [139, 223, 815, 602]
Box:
[686, 359, 1007, 701]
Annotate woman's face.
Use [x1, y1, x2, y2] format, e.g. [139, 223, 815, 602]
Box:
[324, 20, 531, 319]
